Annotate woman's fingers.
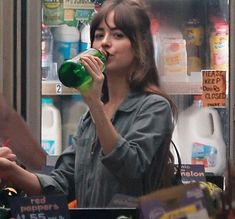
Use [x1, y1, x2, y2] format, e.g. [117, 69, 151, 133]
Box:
[81, 56, 104, 75]
[0, 147, 17, 162]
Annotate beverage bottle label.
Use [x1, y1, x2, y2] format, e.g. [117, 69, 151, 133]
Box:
[210, 21, 229, 71]
[43, 0, 63, 25]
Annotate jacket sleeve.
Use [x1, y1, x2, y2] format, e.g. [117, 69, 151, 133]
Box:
[35, 112, 89, 203]
[36, 143, 76, 202]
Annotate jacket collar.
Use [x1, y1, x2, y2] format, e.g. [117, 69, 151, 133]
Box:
[83, 91, 146, 122]
[118, 91, 146, 112]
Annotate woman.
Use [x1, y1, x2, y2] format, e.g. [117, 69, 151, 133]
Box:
[0, 0, 177, 207]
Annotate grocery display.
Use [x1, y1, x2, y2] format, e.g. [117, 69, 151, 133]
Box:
[0, 0, 234, 217]
[39, 0, 230, 171]
[172, 95, 226, 175]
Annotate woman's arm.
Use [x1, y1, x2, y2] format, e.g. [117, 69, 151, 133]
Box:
[77, 55, 120, 155]
[101, 95, 174, 180]
[0, 158, 42, 195]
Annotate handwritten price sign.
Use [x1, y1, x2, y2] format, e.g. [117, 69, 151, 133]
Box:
[9, 194, 70, 219]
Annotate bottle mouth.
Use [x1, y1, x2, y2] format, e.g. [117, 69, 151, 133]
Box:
[100, 50, 109, 59]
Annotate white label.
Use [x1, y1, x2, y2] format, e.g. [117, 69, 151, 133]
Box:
[56, 83, 62, 94]
[191, 142, 217, 167]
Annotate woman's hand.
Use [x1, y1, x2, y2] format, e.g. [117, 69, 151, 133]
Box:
[76, 55, 105, 105]
[0, 147, 16, 162]
[0, 147, 16, 184]
[0, 155, 15, 188]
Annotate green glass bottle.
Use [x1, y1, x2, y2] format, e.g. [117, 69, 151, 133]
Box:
[58, 48, 106, 91]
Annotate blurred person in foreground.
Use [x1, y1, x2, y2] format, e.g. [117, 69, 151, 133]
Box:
[0, 0, 178, 207]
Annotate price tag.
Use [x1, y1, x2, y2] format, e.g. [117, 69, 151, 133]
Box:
[9, 194, 70, 219]
[179, 164, 206, 184]
[56, 83, 62, 94]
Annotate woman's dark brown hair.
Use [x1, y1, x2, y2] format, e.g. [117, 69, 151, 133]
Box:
[90, 0, 180, 192]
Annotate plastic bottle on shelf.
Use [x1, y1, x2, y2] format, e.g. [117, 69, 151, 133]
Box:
[172, 95, 226, 175]
[58, 48, 106, 91]
[209, 19, 229, 72]
[155, 25, 187, 80]
[42, 0, 63, 25]
[53, 25, 80, 69]
[183, 18, 203, 75]
[62, 95, 88, 149]
[41, 24, 53, 81]
[80, 23, 91, 52]
[41, 97, 62, 155]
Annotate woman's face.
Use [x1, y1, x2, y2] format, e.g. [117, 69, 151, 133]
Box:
[92, 11, 134, 75]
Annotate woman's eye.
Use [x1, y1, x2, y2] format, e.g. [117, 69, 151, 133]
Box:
[113, 32, 125, 39]
[94, 33, 104, 40]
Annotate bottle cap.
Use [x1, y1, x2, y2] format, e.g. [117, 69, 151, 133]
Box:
[194, 95, 202, 101]
[42, 97, 53, 104]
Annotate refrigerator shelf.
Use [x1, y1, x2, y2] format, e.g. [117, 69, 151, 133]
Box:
[160, 72, 202, 95]
[42, 81, 79, 95]
[161, 81, 202, 95]
[42, 80, 202, 96]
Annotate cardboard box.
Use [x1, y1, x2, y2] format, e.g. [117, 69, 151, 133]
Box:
[139, 183, 210, 219]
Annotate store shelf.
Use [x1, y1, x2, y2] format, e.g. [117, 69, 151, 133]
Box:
[160, 72, 203, 95]
[161, 81, 202, 95]
[42, 77, 203, 96]
[42, 81, 79, 95]
[42, 81, 224, 97]
[63, 2, 94, 9]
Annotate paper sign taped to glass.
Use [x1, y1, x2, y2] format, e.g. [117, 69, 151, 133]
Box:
[0, 94, 47, 170]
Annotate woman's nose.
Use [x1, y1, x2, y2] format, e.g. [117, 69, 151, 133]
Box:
[101, 34, 111, 47]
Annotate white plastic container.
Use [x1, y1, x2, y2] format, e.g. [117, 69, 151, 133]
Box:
[80, 23, 91, 52]
[41, 25, 53, 81]
[62, 95, 88, 149]
[172, 95, 226, 175]
[53, 24, 80, 68]
[41, 97, 62, 155]
[154, 26, 187, 81]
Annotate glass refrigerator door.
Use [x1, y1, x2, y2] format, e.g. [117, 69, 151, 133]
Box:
[40, 1, 103, 159]
[0, 0, 15, 106]
[146, 0, 230, 177]
[39, 0, 232, 172]
[21, 0, 232, 171]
